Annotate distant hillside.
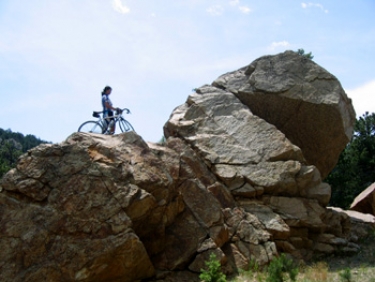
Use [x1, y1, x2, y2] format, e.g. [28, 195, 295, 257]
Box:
[0, 128, 50, 178]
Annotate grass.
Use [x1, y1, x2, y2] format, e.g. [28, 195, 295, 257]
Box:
[228, 260, 375, 282]
[226, 234, 375, 282]
[197, 232, 375, 282]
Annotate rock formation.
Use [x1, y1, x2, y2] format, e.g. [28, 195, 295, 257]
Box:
[212, 51, 356, 179]
[350, 182, 375, 215]
[0, 51, 369, 282]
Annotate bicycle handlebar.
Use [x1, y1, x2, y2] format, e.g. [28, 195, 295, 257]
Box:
[92, 108, 131, 118]
[118, 108, 131, 114]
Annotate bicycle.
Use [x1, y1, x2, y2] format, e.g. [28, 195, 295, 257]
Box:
[78, 108, 134, 134]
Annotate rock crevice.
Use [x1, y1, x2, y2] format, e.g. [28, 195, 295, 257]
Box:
[1, 51, 370, 282]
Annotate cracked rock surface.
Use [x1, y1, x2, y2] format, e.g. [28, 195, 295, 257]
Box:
[212, 50, 356, 179]
[0, 51, 368, 282]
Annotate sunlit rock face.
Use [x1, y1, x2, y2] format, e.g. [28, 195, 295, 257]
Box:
[0, 51, 363, 282]
[211, 50, 356, 179]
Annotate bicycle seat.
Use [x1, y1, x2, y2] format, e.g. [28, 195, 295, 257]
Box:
[92, 111, 102, 118]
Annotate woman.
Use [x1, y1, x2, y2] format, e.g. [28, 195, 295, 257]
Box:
[101, 86, 119, 134]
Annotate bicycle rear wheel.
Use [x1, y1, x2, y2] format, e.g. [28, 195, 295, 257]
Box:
[78, 121, 104, 134]
[119, 118, 134, 132]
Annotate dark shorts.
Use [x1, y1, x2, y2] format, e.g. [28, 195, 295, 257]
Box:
[104, 110, 114, 125]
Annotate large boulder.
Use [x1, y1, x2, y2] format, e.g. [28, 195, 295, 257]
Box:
[164, 84, 330, 207]
[0, 133, 162, 281]
[0, 132, 279, 281]
[212, 50, 356, 179]
[0, 51, 367, 281]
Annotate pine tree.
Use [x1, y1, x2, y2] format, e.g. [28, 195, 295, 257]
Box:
[327, 112, 375, 208]
[0, 128, 49, 178]
[296, 48, 314, 60]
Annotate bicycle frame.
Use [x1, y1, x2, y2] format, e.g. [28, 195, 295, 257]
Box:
[95, 109, 129, 133]
[78, 108, 134, 135]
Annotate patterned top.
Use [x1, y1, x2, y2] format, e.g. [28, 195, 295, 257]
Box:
[102, 95, 112, 113]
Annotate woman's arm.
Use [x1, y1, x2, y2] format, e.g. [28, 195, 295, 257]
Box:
[105, 101, 117, 111]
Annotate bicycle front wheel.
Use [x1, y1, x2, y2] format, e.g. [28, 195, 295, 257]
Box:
[78, 121, 104, 134]
[119, 118, 134, 132]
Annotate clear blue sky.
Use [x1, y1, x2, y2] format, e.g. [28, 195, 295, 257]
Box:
[1, 0, 374, 143]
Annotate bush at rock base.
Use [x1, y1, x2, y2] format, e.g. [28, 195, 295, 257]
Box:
[200, 253, 227, 282]
[266, 253, 298, 282]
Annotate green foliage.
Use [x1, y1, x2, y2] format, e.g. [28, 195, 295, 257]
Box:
[200, 253, 226, 282]
[326, 112, 375, 208]
[296, 48, 314, 60]
[339, 267, 352, 282]
[0, 128, 48, 178]
[158, 135, 167, 146]
[249, 259, 260, 272]
[266, 253, 298, 282]
[237, 259, 260, 280]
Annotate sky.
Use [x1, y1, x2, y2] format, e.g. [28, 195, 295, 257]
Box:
[0, 0, 374, 143]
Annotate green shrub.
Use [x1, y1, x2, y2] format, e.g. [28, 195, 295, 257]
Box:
[236, 259, 261, 281]
[339, 268, 352, 282]
[249, 259, 259, 272]
[199, 253, 226, 282]
[158, 135, 167, 146]
[266, 253, 298, 282]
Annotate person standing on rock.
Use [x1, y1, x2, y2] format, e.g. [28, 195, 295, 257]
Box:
[101, 86, 119, 134]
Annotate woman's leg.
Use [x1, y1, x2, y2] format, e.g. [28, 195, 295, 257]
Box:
[108, 111, 115, 134]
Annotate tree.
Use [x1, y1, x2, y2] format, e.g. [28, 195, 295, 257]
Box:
[0, 140, 22, 177]
[296, 48, 314, 60]
[0, 128, 49, 178]
[158, 135, 167, 146]
[326, 112, 375, 208]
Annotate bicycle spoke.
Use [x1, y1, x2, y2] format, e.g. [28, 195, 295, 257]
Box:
[78, 121, 103, 134]
[119, 118, 134, 132]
